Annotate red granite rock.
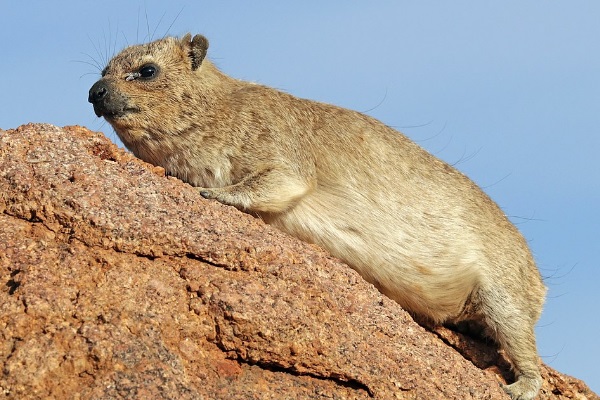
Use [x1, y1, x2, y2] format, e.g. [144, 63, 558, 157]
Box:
[0, 124, 596, 399]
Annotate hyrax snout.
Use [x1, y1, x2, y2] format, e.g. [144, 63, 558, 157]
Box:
[89, 33, 547, 399]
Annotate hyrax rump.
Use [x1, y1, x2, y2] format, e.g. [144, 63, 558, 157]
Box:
[89, 34, 546, 399]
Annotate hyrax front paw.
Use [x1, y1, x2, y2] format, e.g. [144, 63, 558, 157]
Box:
[199, 188, 216, 199]
[198, 188, 233, 204]
[197, 187, 253, 211]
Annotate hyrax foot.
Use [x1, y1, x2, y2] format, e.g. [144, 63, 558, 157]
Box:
[199, 187, 250, 209]
[502, 374, 542, 400]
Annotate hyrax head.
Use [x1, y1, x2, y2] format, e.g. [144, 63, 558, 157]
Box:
[88, 34, 209, 143]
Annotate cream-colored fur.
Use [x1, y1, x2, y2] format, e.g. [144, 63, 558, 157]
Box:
[89, 34, 547, 399]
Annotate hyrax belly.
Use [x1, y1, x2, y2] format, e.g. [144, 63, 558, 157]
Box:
[261, 182, 482, 323]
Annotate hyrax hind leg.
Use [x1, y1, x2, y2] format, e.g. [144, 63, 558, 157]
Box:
[479, 287, 542, 400]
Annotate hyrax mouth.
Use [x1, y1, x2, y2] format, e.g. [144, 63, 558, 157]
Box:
[93, 105, 139, 120]
[88, 79, 137, 120]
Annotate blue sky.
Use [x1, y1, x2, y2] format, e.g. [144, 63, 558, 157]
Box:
[2, 1, 598, 392]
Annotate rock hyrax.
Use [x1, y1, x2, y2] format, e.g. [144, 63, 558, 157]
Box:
[89, 33, 546, 399]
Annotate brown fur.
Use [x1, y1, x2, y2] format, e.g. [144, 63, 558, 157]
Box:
[89, 33, 547, 399]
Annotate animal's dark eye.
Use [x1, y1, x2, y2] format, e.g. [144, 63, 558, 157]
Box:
[139, 64, 158, 79]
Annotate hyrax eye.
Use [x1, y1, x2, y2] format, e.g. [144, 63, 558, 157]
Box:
[139, 64, 158, 79]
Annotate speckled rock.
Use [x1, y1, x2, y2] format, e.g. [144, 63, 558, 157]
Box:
[0, 124, 597, 400]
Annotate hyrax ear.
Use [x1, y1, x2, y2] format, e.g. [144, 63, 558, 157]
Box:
[181, 33, 209, 71]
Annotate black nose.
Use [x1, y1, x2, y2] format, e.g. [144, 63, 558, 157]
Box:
[88, 80, 109, 104]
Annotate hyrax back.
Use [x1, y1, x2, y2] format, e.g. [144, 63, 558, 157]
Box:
[89, 34, 547, 399]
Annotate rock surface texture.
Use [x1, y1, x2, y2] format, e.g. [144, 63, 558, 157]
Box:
[0, 124, 597, 400]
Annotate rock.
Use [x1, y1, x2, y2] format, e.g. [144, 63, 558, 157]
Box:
[0, 123, 596, 399]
